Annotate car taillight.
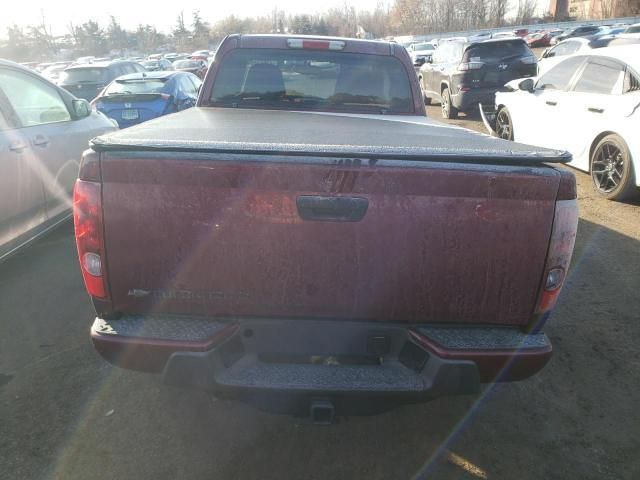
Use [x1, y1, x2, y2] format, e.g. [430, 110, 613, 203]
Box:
[286, 38, 346, 50]
[73, 150, 108, 299]
[534, 193, 578, 314]
[458, 61, 484, 71]
[521, 55, 538, 65]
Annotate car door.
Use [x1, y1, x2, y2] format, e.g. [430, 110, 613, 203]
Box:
[0, 66, 107, 221]
[0, 72, 47, 256]
[176, 74, 199, 110]
[527, 56, 587, 150]
[423, 43, 450, 101]
[558, 57, 627, 171]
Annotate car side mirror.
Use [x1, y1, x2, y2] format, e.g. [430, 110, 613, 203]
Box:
[72, 99, 91, 119]
[518, 78, 535, 93]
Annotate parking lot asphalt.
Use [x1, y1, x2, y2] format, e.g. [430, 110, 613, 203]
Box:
[1, 113, 640, 480]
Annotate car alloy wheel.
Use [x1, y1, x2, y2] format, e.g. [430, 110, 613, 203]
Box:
[495, 108, 514, 141]
[591, 134, 637, 201]
[441, 92, 449, 118]
[441, 87, 457, 119]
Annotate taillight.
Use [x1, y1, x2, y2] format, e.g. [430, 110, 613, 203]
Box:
[286, 38, 346, 50]
[73, 150, 108, 299]
[534, 198, 578, 314]
[458, 61, 484, 71]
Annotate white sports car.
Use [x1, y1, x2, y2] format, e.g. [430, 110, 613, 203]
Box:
[489, 45, 640, 200]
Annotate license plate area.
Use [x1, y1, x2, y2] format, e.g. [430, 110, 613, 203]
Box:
[122, 109, 139, 120]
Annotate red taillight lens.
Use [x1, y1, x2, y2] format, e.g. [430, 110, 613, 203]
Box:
[534, 199, 578, 314]
[73, 171, 108, 299]
[457, 61, 484, 71]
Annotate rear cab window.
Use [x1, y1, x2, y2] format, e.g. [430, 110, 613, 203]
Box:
[104, 78, 167, 96]
[208, 48, 413, 115]
[58, 68, 108, 84]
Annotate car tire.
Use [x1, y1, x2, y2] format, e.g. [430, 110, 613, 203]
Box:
[591, 134, 637, 201]
[419, 77, 431, 105]
[495, 107, 514, 141]
[441, 87, 457, 119]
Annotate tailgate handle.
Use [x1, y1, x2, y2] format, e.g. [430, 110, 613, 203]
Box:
[588, 107, 604, 113]
[546, 101, 557, 106]
[296, 196, 368, 222]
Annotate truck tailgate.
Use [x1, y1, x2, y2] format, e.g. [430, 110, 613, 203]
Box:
[100, 153, 559, 326]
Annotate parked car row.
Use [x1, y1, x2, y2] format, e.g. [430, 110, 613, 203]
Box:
[408, 27, 639, 201]
[538, 35, 640, 74]
[483, 45, 640, 201]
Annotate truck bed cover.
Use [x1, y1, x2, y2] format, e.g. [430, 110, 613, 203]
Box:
[91, 108, 570, 164]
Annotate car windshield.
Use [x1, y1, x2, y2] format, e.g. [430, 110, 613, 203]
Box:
[463, 40, 530, 61]
[103, 78, 167, 95]
[626, 25, 640, 33]
[58, 67, 108, 84]
[42, 64, 67, 74]
[209, 48, 412, 114]
[174, 60, 200, 68]
[412, 43, 434, 50]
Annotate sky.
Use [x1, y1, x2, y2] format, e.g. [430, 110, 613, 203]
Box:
[2, 0, 389, 37]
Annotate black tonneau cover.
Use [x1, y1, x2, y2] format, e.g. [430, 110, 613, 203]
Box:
[91, 108, 570, 164]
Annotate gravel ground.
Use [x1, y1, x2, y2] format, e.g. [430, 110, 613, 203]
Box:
[1, 111, 639, 480]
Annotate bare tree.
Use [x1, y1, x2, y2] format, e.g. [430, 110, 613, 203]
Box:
[490, 0, 510, 27]
[597, 0, 617, 18]
[391, 0, 428, 34]
[516, 0, 537, 24]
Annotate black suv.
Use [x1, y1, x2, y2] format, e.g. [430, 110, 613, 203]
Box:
[58, 60, 146, 101]
[418, 38, 537, 118]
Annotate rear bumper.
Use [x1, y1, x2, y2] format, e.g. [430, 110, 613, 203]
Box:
[92, 316, 552, 404]
[450, 88, 499, 112]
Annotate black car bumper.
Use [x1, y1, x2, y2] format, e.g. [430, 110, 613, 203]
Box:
[92, 316, 552, 416]
[450, 88, 500, 112]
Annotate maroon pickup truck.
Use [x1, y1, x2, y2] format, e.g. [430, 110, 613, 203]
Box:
[74, 35, 578, 420]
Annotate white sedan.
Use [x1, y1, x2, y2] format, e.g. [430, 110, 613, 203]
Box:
[538, 38, 592, 75]
[490, 45, 640, 200]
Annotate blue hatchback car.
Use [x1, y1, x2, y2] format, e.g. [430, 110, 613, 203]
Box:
[92, 71, 202, 128]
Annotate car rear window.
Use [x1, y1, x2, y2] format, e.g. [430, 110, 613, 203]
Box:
[463, 41, 531, 62]
[58, 68, 109, 84]
[209, 48, 413, 114]
[413, 43, 435, 51]
[104, 78, 167, 95]
[174, 60, 201, 69]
